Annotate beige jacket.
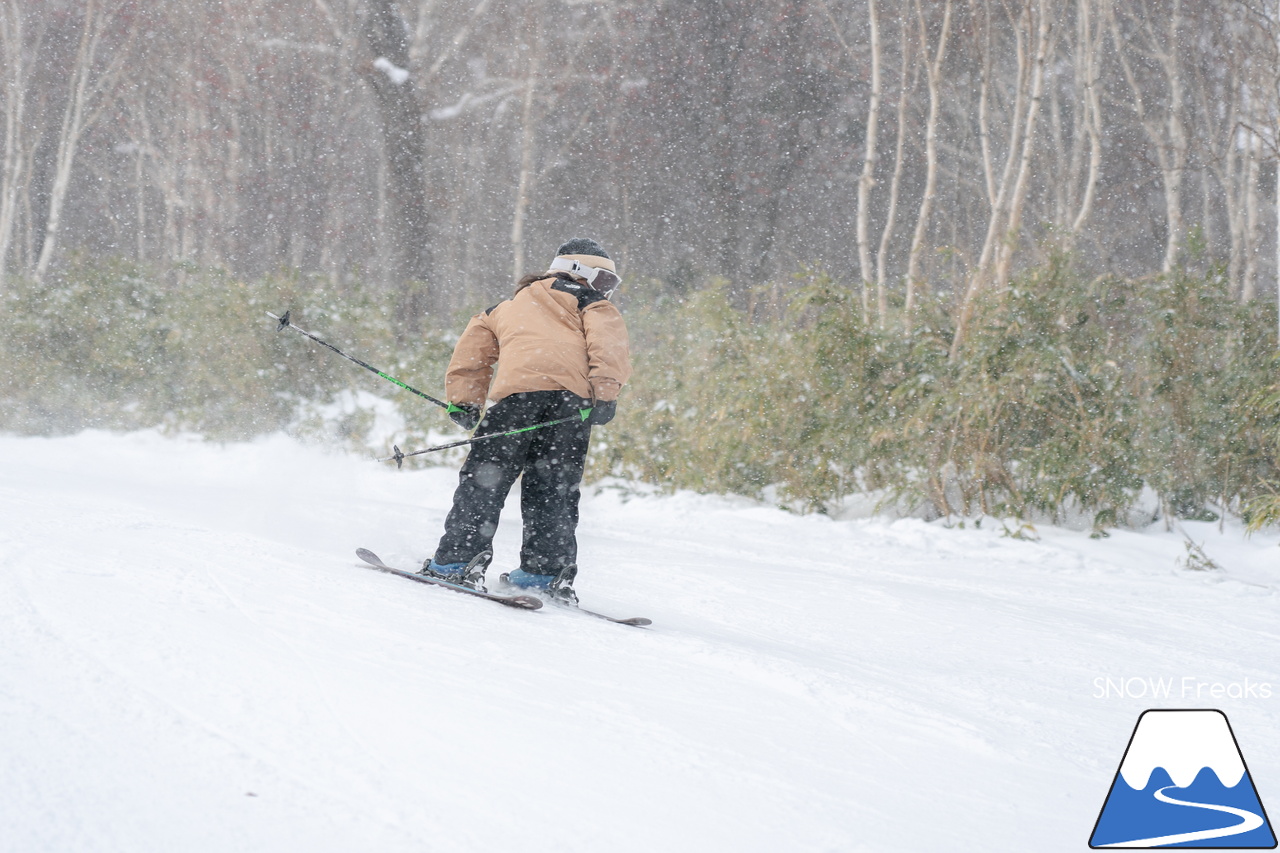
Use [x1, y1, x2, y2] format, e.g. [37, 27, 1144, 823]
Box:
[445, 276, 632, 408]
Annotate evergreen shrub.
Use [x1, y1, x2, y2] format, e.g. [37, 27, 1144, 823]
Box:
[606, 259, 1279, 531]
[0, 258, 448, 443]
[2, 256, 1276, 531]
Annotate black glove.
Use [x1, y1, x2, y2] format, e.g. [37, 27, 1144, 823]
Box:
[586, 399, 617, 426]
[447, 402, 481, 430]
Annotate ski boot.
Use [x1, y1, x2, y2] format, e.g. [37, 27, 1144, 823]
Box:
[501, 564, 578, 605]
[421, 549, 493, 591]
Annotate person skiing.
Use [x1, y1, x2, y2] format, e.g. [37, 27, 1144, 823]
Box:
[421, 238, 631, 603]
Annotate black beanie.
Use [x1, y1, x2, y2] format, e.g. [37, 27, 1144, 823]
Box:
[556, 238, 610, 260]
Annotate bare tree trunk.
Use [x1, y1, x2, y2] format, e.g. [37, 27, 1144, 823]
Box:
[1227, 140, 1244, 296]
[855, 0, 881, 325]
[511, 41, 542, 283]
[952, 0, 1052, 359]
[1192, 42, 1244, 296]
[361, 0, 432, 312]
[410, 0, 493, 91]
[143, 105, 182, 264]
[959, 0, 1029, 339]
[182, 69, 203, 262]
[16, 128, 36, 268]
[1068, 0, 1103, 242]
[218, 14, 248, 270]
[875, 14, 916, 325]
[510, 1, 572, 283]
[1110, 0, 1187, 275]
[993, 0, 1055, 290]
[1256, 0, 1280, 341]
[1243, 132, 1260, 301]
[975, 0, 998, 207]
[33, 0, 129, 285]
[134, 133, 146, 262]
[0, 0, 31, 287]
[1047, 0, 1095, 239]
[904, 0, 951, 334]
[1159, 1, 1188, 273]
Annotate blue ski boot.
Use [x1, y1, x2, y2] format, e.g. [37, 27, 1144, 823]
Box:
[421, 549, 492, 591]
[501, 564, 578, 604]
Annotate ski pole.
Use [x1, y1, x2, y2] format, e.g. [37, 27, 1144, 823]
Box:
[379, 410, 592, 469]
[267, 309, 449, 411]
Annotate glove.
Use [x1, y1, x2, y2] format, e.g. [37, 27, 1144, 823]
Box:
[585, 399, 617, 426]
[447, 402, 481, 431]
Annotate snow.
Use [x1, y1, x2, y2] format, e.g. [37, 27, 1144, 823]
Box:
[373, 57, 410, 86]
[2, 430, 1278, 852]
[429, 85, 523, 122]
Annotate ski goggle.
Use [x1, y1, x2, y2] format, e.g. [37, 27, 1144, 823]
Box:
[549, 257, 622, 298]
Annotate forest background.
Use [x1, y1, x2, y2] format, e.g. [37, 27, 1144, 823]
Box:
[1, 0, 1279, 533]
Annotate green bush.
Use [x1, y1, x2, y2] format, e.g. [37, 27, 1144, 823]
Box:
[1242, 354, 1280, 532]
[603, 258, 1278, 531]
[591, 281, 778, 496]
[0, 257, 449, 443]
[3, 255, 1276, 532]
[1129, 269, 1277, 521]
[882, 261, 1143, 529]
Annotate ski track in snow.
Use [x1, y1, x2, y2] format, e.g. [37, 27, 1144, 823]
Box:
[1, 430, 1278, 852]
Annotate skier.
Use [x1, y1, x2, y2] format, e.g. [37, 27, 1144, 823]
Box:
[421, 238, 631, 603]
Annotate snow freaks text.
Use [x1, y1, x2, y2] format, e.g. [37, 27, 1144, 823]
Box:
[1093, 677, 1274, 701]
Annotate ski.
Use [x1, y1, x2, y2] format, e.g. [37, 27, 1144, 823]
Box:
[495, 572, 650, 627]
[355, 548, 542, 610]
[549, 600, 651, 627]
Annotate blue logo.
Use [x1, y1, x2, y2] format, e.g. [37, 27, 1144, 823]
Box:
[1090, 709, 1276, 848]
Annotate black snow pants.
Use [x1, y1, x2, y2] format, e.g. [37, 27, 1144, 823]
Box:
[432, 390, 591, 574]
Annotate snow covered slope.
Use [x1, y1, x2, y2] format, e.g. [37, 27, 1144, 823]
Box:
[2, 431, 1277, 852]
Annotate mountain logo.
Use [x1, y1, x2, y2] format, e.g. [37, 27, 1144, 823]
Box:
[1090, 709, 1276, 848]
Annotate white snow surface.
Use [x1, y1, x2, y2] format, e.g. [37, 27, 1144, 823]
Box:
[2, 430, 1278, 852]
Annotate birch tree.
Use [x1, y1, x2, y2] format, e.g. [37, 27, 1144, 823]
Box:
[854, 0, 882, 324]
[1188, 27, 1247, 295]
[874, 12, 918, 327]
[1237, 0, 1280, 326]
[0, 0, 34, 287]
[1063, 0, 1104, 246]
[510, 1, 548, 282]
[33, 0, 133, 285]
[904, 0, 952, 333]
[5, 0, 1280, 322]
[990, 0, 1055, 291]
[1109, 0, 1188, 275]
[951, 0, 1054, 359]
